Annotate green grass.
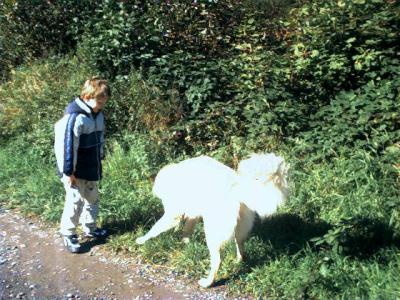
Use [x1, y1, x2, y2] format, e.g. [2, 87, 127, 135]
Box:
[0, 134, 64, 222]
[229, 248, 400, 299]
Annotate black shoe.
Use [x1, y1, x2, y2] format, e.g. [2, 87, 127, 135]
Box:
[63, 234, 81, 253]
[84, 228, 107, 239]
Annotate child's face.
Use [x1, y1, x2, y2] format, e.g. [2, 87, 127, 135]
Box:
[85, 95, 108, 112]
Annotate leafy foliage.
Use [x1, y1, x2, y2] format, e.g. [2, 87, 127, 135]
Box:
[297, 77, 400, 158]
[0, 0, 95, 80]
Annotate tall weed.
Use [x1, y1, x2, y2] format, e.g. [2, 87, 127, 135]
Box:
[99, 133, 169, 229]
[287, 149, 400, 224]
[0, 134, 64, 222]
[0, 56, 92, 143]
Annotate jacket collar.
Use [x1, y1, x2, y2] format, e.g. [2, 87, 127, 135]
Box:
[74, 97, 93, 115]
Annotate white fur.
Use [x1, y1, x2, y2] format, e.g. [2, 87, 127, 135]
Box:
[135, 153, 289, 287]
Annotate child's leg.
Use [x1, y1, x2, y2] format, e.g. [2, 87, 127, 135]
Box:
[59, 179, 84, 236]
[79, 180, 99, 235]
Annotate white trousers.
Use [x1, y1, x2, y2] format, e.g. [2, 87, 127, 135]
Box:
[59, 177, 99, 236]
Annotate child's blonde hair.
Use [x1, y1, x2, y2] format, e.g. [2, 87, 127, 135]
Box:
[80, 77, 111, 99]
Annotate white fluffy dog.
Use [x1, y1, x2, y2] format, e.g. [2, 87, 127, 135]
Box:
[136, 153, 289, 288]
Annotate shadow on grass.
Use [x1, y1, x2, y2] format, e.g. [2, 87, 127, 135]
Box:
[102, 211, 162, 237]
[103, 212, 399, 261]
[101, 211, 400, 289]
[247, 213, 400, 267]
[252, 213, 331, 254]
[311, 216, 400, 259]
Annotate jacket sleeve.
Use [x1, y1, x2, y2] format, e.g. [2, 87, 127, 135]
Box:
[99, 113, 105, 160]
[63, 113, 82, 176]
[100, 131, 105, 160]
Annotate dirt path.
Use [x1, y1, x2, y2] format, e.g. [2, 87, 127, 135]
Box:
[0, 208, 247, 300]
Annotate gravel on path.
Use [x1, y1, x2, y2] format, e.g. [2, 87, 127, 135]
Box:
[0, 208, 252, 300]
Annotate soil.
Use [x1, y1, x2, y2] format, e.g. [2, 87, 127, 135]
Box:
[0, 208, 251, 300]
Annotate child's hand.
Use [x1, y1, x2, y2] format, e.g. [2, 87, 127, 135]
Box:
[64, 174, 77, 187]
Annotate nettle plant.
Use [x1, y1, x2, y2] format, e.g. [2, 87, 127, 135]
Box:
[77, 0, 243, 78]
[286, 0, 399, 99]
[297, 77, 400, 159]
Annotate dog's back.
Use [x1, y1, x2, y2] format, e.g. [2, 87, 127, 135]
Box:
[153, 156, 238, 218]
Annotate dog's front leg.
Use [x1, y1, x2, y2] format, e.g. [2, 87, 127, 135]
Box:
[182, 217, 198, 243]
[234, 205, 255, 262]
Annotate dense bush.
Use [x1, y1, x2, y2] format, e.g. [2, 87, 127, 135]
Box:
[296, 77, 400, 159]
[78, 0, 400, 156]
[0, 0, 95, 81]
[76, 0, 290, 77]
[244, 0, 400, 150]
[2, 0, 398, 153]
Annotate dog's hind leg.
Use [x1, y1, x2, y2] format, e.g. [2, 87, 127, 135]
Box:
[136, 213, 181, 244]
[234, 230, 249, 263]
[234, 237, 245, 263]
[182, 217, 199, 243]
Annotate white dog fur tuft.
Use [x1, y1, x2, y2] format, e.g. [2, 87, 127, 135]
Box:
[136, 153, 289, 288]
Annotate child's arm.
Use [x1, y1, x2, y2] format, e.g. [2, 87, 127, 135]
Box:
[63, 113, 82, 181]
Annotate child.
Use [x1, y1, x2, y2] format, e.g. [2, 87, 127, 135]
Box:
[54, 77, 111, 253]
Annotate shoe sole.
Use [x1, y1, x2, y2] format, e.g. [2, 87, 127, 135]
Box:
[63, 240, 81, 253]
[67, 247, 81, 253]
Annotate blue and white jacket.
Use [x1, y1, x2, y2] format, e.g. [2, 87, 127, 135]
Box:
[54, 97, 105, 181]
